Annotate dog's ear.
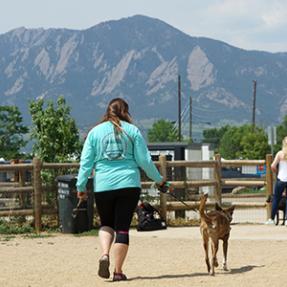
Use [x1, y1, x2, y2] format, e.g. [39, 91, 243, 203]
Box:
[215, 202, 223, 211]
[200, 193, 208, 202]
[226, 205, 235, 215]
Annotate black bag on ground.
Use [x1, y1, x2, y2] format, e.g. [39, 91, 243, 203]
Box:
[136, 202, 167, 231]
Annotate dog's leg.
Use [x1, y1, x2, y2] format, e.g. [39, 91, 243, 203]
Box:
[284, 196, 287, 225]
[283, 210, 286, 225]
[282, 202, 286, 225]
[222, 237, 229, 271]
[203, 233, 211, 273]
[210, 239, 219, 276]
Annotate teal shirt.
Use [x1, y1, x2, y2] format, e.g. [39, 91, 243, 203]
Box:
[76, 121, 163, 192]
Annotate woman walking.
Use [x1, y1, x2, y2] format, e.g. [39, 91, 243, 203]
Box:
[266, 136, 287, 225]
[76, 98, 166, 281]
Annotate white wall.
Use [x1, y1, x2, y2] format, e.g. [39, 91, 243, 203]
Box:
[185, 148, 202, 180]
[201, 144, 214, 195]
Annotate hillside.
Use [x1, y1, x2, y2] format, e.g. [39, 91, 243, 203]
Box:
[1, 15, 287, 136]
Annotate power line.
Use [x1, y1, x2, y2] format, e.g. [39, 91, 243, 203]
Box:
[252, 79, 257, 130]
[193, 105, 228, 114]
[178, 75, 182, 141]
[189, 95, 192, 142]
[172, 101, 190, 133]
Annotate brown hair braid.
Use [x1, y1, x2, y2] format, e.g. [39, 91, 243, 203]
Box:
[100, 98, 132, 131]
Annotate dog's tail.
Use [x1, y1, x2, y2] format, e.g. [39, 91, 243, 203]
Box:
[199, 194, 212, 224]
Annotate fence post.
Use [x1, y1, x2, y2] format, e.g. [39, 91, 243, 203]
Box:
[159, 155, 167, 220]
[12, 159, 25, 207]
[213, 154, 222, 204]
[18, 160, 28, 208]
[33, 157, 42, 233]
[265, 154, 273, 220]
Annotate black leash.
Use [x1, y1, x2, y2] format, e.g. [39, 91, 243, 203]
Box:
[166, 191, 199, 213]
[151, 182, 199, 213]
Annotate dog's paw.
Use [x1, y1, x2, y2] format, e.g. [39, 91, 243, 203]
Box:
[222, 264, 229, 271]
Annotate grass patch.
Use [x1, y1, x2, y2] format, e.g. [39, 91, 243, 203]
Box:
[0, 215, 61, 235]
[235, 188, 265, 194]
[23, 233, 53, 239]
[0, 235, 16, 241]
[73, 229, 99, 237]
[0, 219, 33, 235]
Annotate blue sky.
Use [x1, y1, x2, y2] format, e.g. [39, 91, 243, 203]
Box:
[1, 0, 287, 53]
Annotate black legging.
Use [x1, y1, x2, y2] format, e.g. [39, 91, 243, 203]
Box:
[95, 187, 140, 234]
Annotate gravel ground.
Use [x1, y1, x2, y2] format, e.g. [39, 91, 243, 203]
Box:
[1, 224, 287, 287]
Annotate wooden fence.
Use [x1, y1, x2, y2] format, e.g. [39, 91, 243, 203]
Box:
[0, 154, 273, 232]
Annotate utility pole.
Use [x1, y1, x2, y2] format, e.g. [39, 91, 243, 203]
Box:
[189, 94, 192, 143]
[178, 74, 182, 141]
[252, 80, 257, 130]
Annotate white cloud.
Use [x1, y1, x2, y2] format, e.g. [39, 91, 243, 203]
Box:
[181, 0, 287, 52]
[262, 6, 287, 28]
[208, 0, 252, 16]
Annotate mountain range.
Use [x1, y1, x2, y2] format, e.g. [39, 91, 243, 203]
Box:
[1, 15, 287, 138]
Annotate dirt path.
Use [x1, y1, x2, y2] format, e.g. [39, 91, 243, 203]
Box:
[0, 225, 286, 287]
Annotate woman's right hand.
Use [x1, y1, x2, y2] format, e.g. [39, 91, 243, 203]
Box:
[77, 191, 88, 201]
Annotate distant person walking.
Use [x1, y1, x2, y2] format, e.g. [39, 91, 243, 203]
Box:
[266, 136, 287, 225]
[76, 98, 167, 281]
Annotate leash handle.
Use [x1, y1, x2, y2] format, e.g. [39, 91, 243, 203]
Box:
[72, 199, 88, 218]
[76, 198, 84, 208]
[151, 181, 172, 193]
[157, 181, 171, 193]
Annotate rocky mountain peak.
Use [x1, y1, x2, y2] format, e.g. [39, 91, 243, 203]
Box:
[0, 15, 287, 132]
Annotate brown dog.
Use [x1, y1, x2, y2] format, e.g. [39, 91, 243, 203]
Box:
[199, 194, 235, 275]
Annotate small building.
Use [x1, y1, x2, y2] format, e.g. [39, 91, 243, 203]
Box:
[147, 142, 214, 193]
[148, 142, 214, 186]
[147, 142, 214, 220]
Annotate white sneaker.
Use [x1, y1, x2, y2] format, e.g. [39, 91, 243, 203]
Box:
[265, 219, 275, 225]
[284, 221, 287, 226]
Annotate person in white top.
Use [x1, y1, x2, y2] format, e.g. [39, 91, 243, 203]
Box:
[266, 136, 287, 225]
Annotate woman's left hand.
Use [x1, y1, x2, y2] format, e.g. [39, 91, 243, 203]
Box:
[157, 181, 173, 193]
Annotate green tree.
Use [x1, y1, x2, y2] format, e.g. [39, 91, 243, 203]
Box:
[219, 126, 242, 159]
[240, 128, 270, 159]
[219, 124, 269, 159]
[203, 125, 231, 150]
[147, 119, 178, 142]
[0, 106, 28, 159]
[274, 115, 287, 153]
[29, 96, 81, 162]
